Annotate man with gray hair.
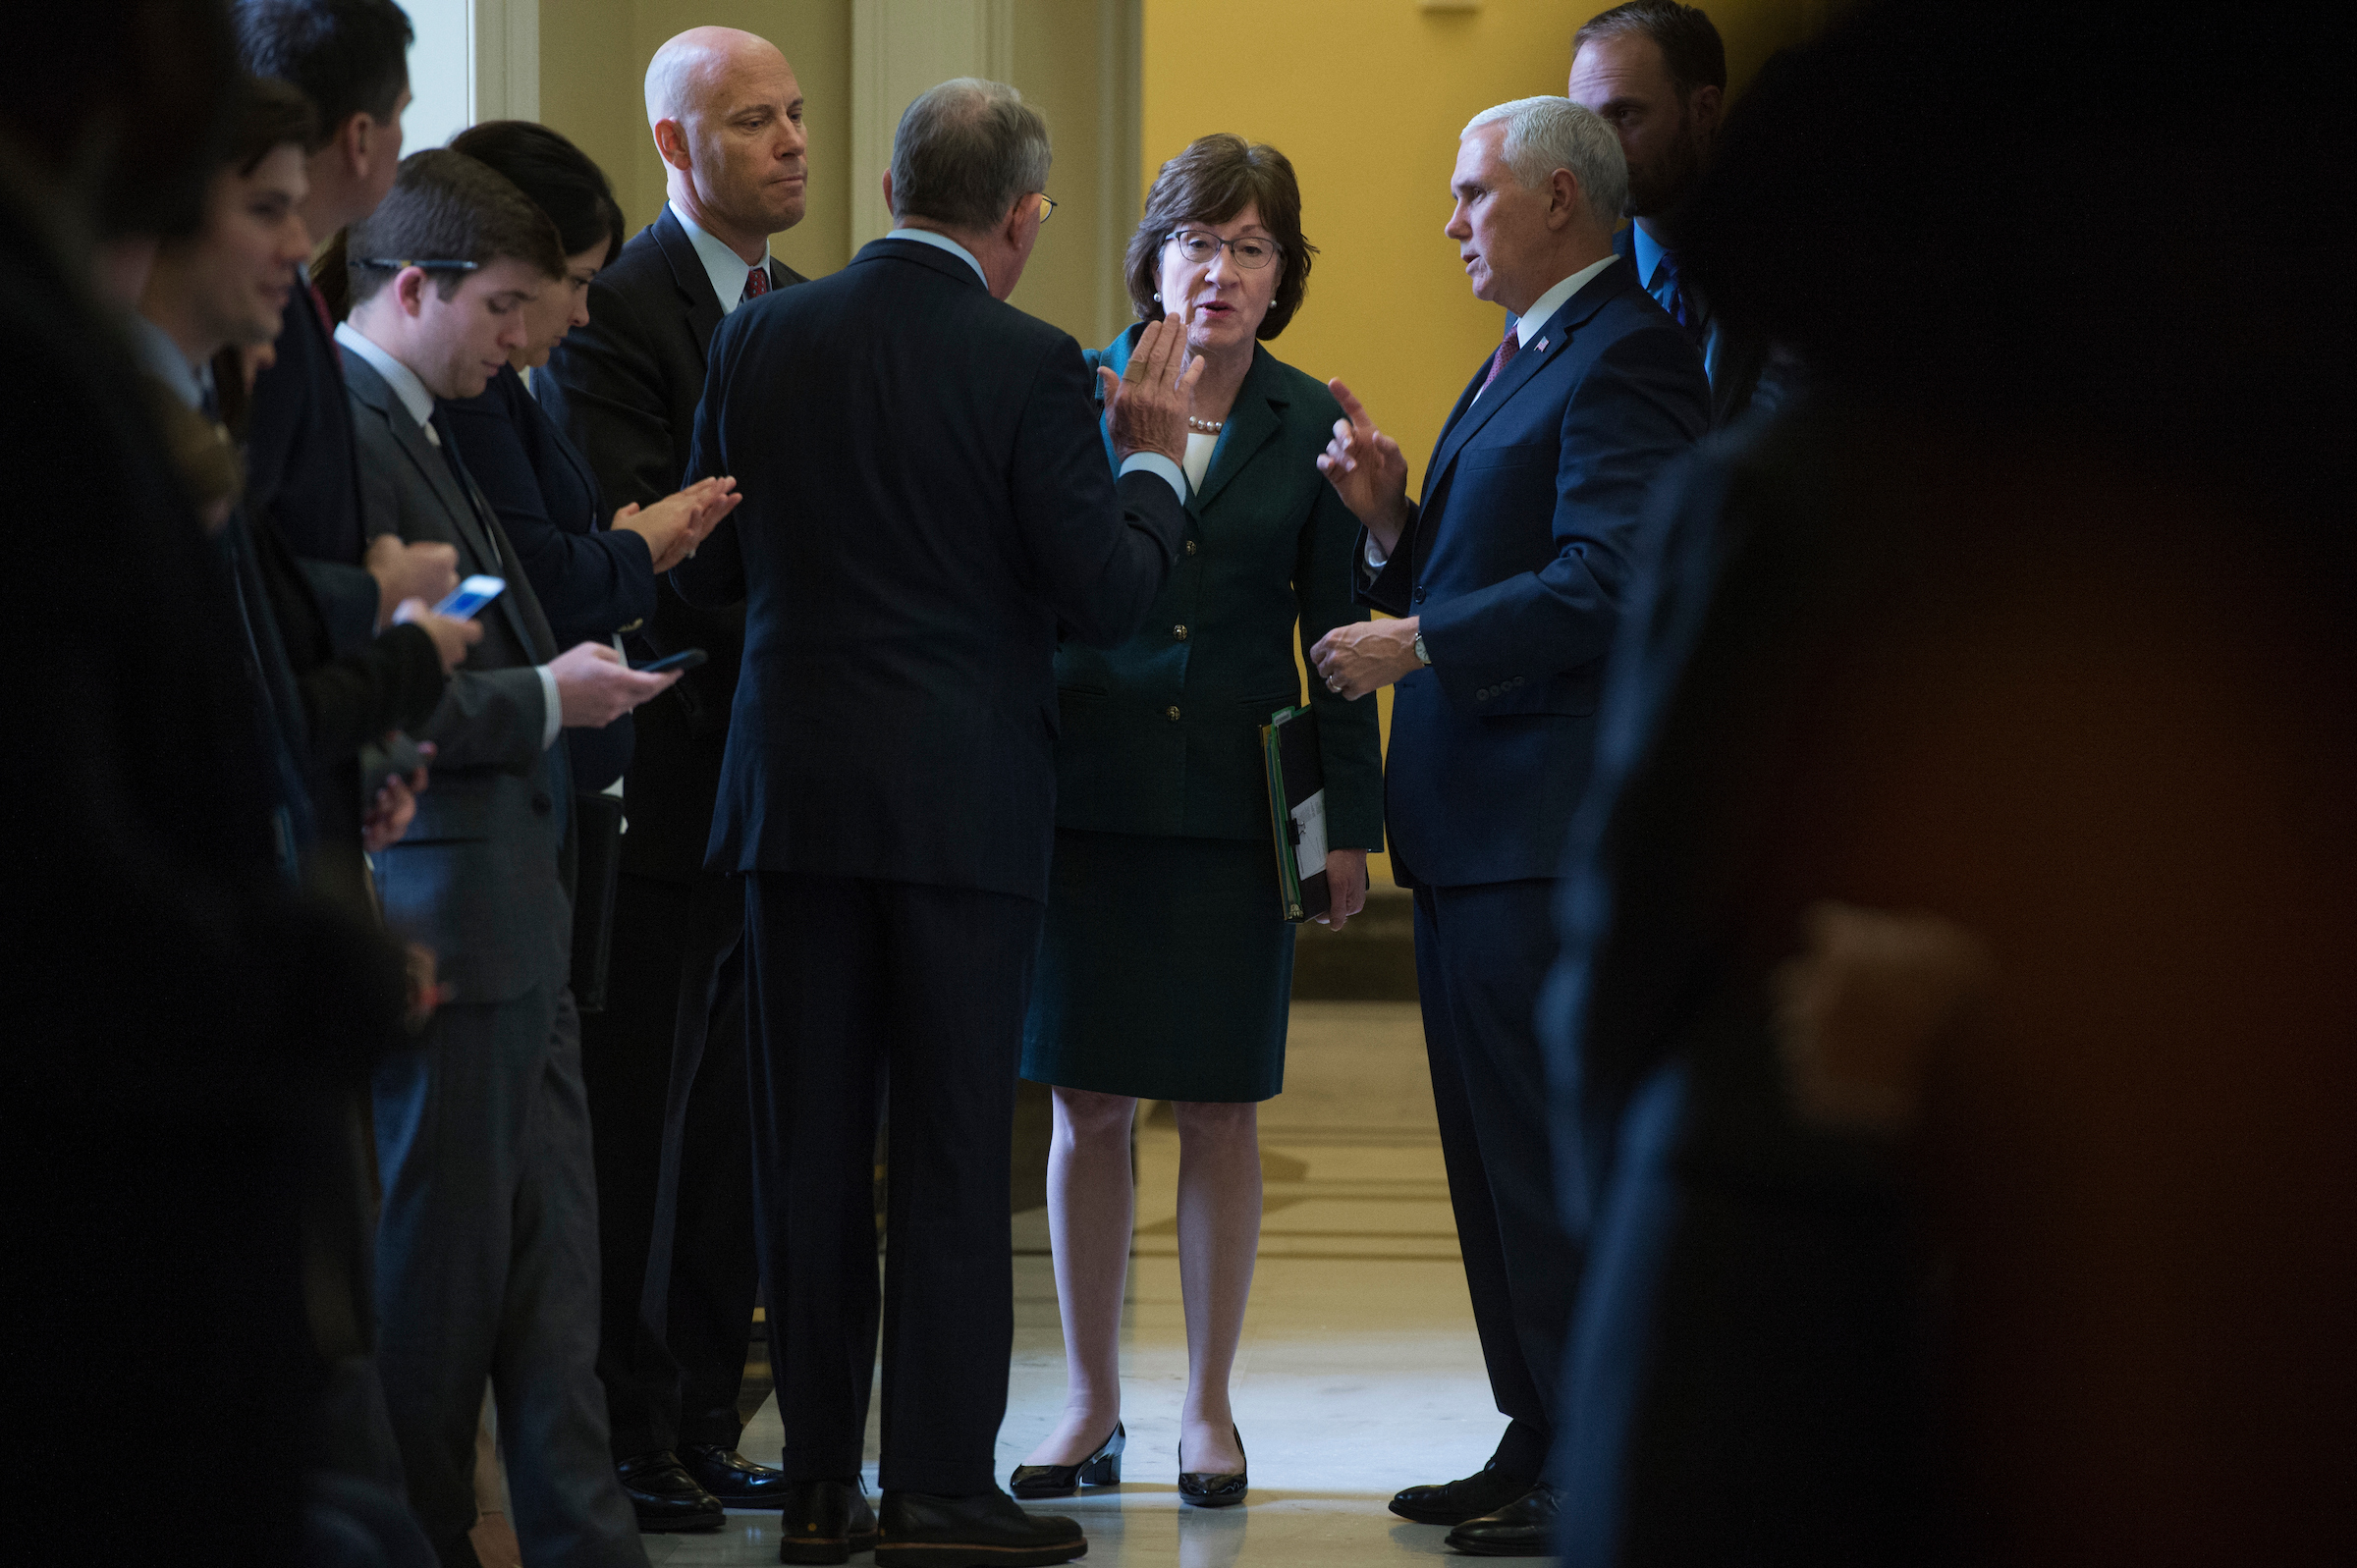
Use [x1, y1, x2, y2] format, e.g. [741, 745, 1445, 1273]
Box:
[672, 76, 1197, 1567]
[1311, 94, 1708, 1557]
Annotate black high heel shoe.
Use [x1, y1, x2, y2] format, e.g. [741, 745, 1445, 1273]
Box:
[1178, 1425, 1247, 1508]
[1009, 1421, 1124, 1499]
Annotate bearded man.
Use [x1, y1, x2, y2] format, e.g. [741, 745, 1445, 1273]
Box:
[1570, 2, 1785, 426]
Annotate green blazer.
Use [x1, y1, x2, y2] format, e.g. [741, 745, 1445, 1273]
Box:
[1054, 328, 1385, 850]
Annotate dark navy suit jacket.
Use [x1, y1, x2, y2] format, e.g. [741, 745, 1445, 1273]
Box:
[672, 237, 1188, 903]
[1055, 329, 1385, 850]
[1361, 255, 1709, 888]
[444, 362, 653, 790]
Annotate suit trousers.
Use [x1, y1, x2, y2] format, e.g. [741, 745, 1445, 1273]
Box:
[743, 870, 1045, 1495]
[1414, 879, 1585, 1482]
[643, 868, 763, 1450]
[373, 983, 646, 1568]
[582, 870, 760, 1459]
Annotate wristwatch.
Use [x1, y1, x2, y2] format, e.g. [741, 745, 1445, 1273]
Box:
[1412, 630, 1432, 667]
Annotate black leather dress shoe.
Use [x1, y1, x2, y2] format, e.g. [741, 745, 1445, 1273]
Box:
[777, 1478, 878, 1566]
[1443, 1483, 1561, 1557]
[1388, 1460, 1540, 1526]
[681, 1442, 789, 1506]
[615, 1450, 725, 1533]
[1011, 1421, 1124, 1498]
[876, 1487, 1086, 1567]
[1177, 1425, 1247, 1509]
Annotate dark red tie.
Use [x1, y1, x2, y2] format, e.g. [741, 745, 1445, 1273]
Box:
[1478, 320, 1520, 395]
[740, 266, 770, 305]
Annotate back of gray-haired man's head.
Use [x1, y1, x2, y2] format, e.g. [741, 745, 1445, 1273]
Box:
[889, 78, 1051, 233]
[1462, 96, 1626, 227]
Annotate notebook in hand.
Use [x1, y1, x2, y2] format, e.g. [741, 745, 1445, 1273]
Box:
[1261, 705, 1330, 923]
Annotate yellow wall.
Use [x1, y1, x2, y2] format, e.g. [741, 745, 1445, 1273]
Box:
[1140, 0, 1815, 884]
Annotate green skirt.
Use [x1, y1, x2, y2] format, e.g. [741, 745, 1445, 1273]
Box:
[1020, 829, 1295, 1103]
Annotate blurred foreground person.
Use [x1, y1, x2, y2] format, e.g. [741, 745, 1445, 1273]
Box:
[132, 70, 461, 1568]
[533, 28, 809, 1523]
[2, 5, 411, 1564]
[1538, 3, 2355, 1564]
[675, 77, 1193, 1568]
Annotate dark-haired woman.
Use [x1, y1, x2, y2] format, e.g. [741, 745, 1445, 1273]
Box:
[1014, 135, 1384, 1506]
[442, 121, 738, 796]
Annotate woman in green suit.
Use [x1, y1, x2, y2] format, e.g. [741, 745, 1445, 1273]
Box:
[1014, 135, 1385, 1506]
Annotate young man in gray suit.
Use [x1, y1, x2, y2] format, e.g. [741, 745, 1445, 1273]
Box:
[339, 148, 682, 1568]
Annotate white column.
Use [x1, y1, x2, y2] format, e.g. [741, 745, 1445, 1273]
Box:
[472, 0, 540, 125]
[849, 0, 1017, 249]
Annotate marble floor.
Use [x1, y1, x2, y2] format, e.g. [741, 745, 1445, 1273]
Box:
[641, 1000, 1530, 1567]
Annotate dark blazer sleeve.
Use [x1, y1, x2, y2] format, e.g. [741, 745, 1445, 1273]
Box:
[1295, 476, 1387, 850]
[1416, 327, 1709, 713]
[669, 341, 744, 610]
[444, 371, 655, 639]
[253, 516, 445, 761]
[298, 559, 381, 655]
[1012, 337, 1185, 647]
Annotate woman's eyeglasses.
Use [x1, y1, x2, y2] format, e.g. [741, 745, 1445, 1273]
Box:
[1165, 230, 1277, 269]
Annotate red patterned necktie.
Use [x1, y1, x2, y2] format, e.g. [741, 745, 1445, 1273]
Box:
[740, 266, 770, 305]
[1478, 319, 1520, 395]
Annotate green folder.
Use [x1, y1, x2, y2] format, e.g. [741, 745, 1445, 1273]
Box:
[1260, 705, 1330, 922]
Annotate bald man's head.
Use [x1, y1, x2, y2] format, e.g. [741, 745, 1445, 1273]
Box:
[646, 26, 806, 258]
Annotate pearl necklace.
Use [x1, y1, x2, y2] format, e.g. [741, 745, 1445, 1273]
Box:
[1188, 415, 1224, 434]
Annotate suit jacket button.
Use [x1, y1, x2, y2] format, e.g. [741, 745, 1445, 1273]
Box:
[1476, 687, 1492, 702]
[1412, 587, 1427, 603]
[1173, 624, 1189, 641]
[1184, 540, 1198, 556]
[1166, 706, 1182, 722]
[532, 792, 553, 815]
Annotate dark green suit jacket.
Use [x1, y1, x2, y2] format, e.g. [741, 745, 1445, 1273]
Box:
[1054, 329, 1385, 850]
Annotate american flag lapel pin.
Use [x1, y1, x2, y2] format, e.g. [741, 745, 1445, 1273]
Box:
[1534, 337, 1550, 353]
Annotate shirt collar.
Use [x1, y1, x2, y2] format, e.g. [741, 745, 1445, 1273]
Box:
[671, 199, 773, 314]
[886, 226, 990, 290]
[1511, 253, 1619, 348]
[1629, 224, 1672, 294]
[123, 310, 207, 410]
[335, 319, 437, 430]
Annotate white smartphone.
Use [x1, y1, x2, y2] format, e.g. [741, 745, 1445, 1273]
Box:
[432, 574, 506, 620]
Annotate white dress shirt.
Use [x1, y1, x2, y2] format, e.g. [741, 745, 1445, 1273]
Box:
[672, 200, 774, 314]
[336, 320, 563, 747]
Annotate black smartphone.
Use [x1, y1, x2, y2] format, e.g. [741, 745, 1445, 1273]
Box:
[632, 648, 708, 675]
[362, 731, 426, 795]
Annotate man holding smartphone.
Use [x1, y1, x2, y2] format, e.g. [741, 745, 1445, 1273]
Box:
[338, 148, 681, 1568]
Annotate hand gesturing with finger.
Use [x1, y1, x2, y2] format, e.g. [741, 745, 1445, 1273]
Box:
[1315, 377, 1412, 553]
[1099, 311, 1205, 466]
